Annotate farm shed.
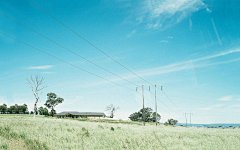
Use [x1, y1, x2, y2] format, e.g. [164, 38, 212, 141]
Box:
[54, 111, 106, 118]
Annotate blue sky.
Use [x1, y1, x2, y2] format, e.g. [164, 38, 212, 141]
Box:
[0, 0, 240, 124]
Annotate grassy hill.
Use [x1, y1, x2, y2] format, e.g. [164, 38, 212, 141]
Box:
[0, 115, 239, 150]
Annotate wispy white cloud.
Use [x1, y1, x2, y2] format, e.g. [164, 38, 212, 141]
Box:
[41, 72, 55, 74]
[217, 96, 232, 101]
[206, 7, 211, 13]
[138, 0, 206, 30]
[198, 104, 225, 111]
[89, 48, 240, 86]
[167, 36, 173, 39]
[198, 103, 240, 112]
[227, 104, 240, 108]
[160, 40, 168, 43]
[238, 99, 240, 101]
[220, 104, 240, 112]
[211, 18, 222, 46]
[189, 18, 192, 30]
[126, 30, 136, 38]
[119, 48, 240, 80]
[27, 65, 53, 70]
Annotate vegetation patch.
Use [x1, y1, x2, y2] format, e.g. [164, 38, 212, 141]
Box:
[97, 125, 104, 129]
[0, 126, 49, 150]
[0, 143, 8, 150]
[0, 115, 239, 149]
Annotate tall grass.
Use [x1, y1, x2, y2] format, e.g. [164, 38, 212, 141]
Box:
[0, 115, 239, 149]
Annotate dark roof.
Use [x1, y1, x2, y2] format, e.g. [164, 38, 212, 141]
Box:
[55, 111, 106, 116]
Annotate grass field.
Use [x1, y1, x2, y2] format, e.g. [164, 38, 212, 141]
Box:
[0, 115, 240, 150]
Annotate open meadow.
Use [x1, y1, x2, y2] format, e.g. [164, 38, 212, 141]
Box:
[0, 115, 240, 150]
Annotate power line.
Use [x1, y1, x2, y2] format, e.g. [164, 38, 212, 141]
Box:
[140, 87, 176, 115]
[3, 1, 183, 115]
[161, 90, 184, 113]
[0, 9, 178, 116]
[0, 32, 134, 92]
[1, 1, 128, 83]
[149, 90, 178, 114]
[30, 0, 153, 85]
[0, 11, 138, 87]
[31, 0, 184, 113]
[42, 0, 144, 74]
[136, 88, 171, 125]
[0, 31, 171, 116]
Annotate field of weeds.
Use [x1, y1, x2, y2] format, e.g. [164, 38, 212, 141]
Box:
[0, 115, 240, 150]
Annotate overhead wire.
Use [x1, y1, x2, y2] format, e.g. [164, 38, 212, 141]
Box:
[136, 90, 172, 115]
[0, 7, 175, 117]
[30, 0, 153, 85]
[42, 0, 147, 74]
[1, 1, 131, 83]
[148, 90, 178, 114]
[161, 90, 184, 113]
[30, 0, 184, 113]
[0, 32, 134, 92]
[1, 30, 171, 117]
[30, 0, 183, 113]
[2, 0, 183, 116]
[0, 10, 139, 87]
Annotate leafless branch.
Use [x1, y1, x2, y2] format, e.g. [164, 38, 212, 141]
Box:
[27, 75, 46, 118]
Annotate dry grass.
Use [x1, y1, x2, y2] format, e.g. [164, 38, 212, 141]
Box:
[0, 115, 240, 150]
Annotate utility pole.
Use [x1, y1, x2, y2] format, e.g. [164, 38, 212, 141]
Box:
[190, 113, 193, 127]
[136, 84, 161, 126]
[142, 85, 145, 126]
[155, 84, 157, 126]
[184, 113, 188, 127]
[154, 85, 162, 126]
[136, 85, 145, 126]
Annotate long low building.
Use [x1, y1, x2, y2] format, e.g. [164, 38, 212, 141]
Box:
[54, 111, 106, 118]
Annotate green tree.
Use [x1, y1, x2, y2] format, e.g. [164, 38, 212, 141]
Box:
[151, 112, 161, 122]
[165, 118, 178, 125]
[38, 106, 49, 115]
[6, 108, 11, 114]
[128, 107, 161, 122]
[10, 105, 17, 114]
[0, 104, 7, 114]
[18, 104, 28, 114]
[14, 104, 19, 114]
[23, 104, 28, 113]
[38, 106, 44, 115]
[43, 107, 49, 116]
[128, 112, 141, 121]
[44, 93, 64, 117]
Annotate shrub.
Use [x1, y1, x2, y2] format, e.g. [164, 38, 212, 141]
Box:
[67, 129, 72, 132]
[82, 127, 86, 131]
[98, 125, 104, 129]
[110, 127, 114, 131]
[165, 119, 178, 125]
[84, 130, 89, 137]
[0, 144, 8, 149]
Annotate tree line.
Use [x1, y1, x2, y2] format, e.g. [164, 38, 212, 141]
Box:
[0, 103, 59, 117]
[0, 104, 28, 114]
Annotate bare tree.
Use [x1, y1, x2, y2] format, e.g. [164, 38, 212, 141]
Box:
[27, 75, 46, 118]
[105, 104, 119, 118]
